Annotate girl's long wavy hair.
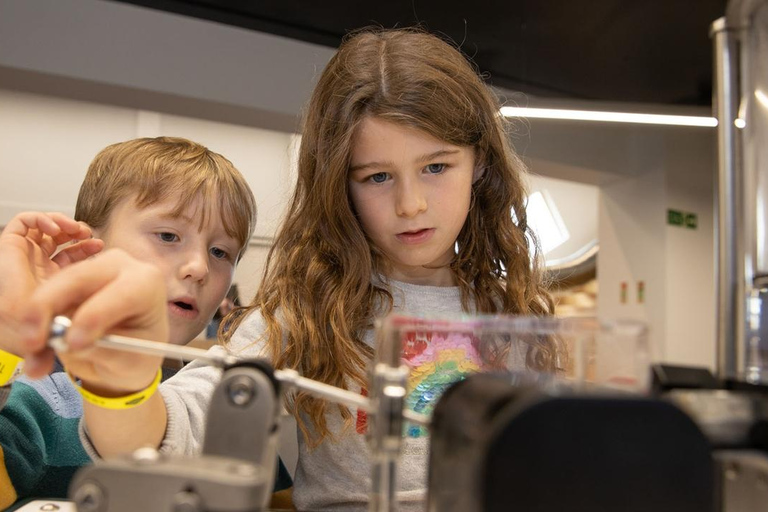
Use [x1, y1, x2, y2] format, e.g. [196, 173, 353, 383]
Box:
[224, 27, 555, 446]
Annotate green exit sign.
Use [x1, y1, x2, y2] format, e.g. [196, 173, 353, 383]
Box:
[668, 209, 684, 226]
[668, 209, 698, 230]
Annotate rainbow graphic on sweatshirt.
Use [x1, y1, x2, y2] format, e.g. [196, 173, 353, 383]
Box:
[402, 330, 484, 437]
[355, 324, 491, 437]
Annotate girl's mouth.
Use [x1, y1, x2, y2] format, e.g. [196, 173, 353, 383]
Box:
[396, 228, 435, 244]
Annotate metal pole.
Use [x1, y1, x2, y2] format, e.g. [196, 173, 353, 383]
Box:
[711, 17, 743, 380]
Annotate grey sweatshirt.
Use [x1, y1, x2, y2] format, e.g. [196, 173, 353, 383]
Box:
[81, 280, 513, 511]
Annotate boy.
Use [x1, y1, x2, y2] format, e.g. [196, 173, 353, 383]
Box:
[0, 137, 289, 507]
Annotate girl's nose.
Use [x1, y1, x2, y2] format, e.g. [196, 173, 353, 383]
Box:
[396, 180, 427, 218]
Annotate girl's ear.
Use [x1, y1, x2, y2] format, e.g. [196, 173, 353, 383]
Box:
[472, 164, 486, 184]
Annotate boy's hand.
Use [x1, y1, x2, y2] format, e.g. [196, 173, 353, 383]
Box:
[19, 249, 167, 393]
[0, 212, 104, 356]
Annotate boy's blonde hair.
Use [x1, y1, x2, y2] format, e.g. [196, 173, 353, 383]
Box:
[75, 137, 256, 259]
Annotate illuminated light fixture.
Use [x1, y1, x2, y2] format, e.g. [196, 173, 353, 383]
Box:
[735, 118, 746, 129]
[525, 190, 570, 255]
[500, 106, 718, 128]
[756, 89, 768, 109]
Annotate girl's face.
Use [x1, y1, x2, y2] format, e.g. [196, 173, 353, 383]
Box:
[349, 117, 476, 286]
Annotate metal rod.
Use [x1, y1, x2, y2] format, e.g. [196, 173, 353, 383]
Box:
[711, 17, 743, 380]
[49, 316, 431, 427]
[273, 368, 374, 413]
[50, 316, 237, 367]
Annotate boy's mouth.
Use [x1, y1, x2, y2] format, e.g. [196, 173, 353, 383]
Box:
[169, 299, 199, 319]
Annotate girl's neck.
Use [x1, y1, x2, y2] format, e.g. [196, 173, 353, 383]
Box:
[386, 266, 457, 287]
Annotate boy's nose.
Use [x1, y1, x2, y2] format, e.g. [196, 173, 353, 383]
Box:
[180, 249, 209, 282]
[396, 181, 427, 218]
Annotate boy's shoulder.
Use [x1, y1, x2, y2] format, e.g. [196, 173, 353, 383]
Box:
[12, 372, 82, 419]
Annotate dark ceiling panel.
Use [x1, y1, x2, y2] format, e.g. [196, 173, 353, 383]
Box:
[113, 0, 727, 106]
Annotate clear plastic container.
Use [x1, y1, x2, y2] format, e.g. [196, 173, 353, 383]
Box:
[373, 314, 650, 436]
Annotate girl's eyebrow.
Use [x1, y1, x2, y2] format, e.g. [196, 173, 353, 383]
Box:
[349, 160, 392, 173]
[349, 148, 461, 173]
[415, 148, 460, 162]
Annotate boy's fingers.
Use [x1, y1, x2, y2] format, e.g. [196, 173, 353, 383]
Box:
[45, 213, 89, 236]
[2, 212, 90, 244]
[24, 249, 168, 351]
[24, 350, 56, 379]
[2, 212, 58, 238]
[50, 220, 93, 246]
[51, 239, 105, 267]
[4, 212, 63, 238]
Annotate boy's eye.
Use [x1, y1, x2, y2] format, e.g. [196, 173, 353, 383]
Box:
[210, 247, 230, 260]
[426, 163, 445, 174]
[368, 172, 389, 184]
[157, 232, 179, 243]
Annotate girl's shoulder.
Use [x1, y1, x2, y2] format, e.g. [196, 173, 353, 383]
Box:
[225, 307, 290, 359]
[226, 308, 271, 356]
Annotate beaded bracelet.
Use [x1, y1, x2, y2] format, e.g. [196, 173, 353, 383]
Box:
[0, 350, 24, 387]
[69, 368, 162, 410]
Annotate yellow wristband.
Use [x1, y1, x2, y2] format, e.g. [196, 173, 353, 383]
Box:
[0, 350, 24, 387]
[69, 369, 162, 410]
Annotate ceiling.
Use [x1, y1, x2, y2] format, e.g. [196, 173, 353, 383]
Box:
[115, 0, 727, 107]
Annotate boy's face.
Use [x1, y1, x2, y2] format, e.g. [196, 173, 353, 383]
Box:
[93, 193, 240, 345]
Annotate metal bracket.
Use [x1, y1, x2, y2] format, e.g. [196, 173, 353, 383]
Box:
[70, 360, 280, 512]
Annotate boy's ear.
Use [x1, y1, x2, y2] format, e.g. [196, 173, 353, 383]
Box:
[83, 222, 102, 239]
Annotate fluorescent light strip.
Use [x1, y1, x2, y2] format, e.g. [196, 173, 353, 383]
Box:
[500, 106, 718, 127]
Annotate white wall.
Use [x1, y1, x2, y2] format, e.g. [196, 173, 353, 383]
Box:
[663, 132, 717, 368]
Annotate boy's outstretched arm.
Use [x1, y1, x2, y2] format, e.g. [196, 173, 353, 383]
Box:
[0, 212, 103, 357]
[21, 249, 169, 457]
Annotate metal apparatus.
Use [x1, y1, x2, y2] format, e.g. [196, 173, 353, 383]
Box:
[712, 0, 768, 383]
[51, 317, 426, 512]
[428, 373, 713, 512]
[70, 360, 279, 512]
[704, 6, 768, 506]
[61, 314, 653, 511]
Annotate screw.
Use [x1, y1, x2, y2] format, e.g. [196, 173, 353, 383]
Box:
[232, 462, 258, 476]
[72, 481, 106, 512]
[132, 446, 160, 464]
[227, 375, 255, 406]
[173, 490, 203, 512]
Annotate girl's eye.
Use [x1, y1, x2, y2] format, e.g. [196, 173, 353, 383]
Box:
[210, 247, 229, 260]
[426, 163, 445, 174]
[368, 172, 389, 184]
[158, 232, 179, 243]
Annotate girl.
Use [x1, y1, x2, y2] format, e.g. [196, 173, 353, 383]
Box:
[28, 28, 559, 511]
